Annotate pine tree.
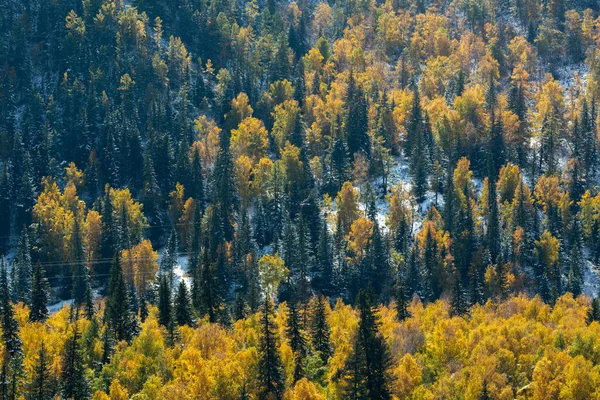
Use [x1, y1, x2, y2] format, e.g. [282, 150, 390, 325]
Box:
[341, 290, 392, 400]
[29, 342, 54, 400]
[567, 219, 584, 297]
[331, 116, 349, 193]
[479, 380, 491, 400]
[0, 259, 25, 400]
[405, 87, 422, 158]
[395, 275, 411, 321]
[315, 218, 334, 297]
[211, 129, 238, 243]
[310, 295, 332, 364]
[161, 229, 178, 284]
[29, 262, 49, 323]
[60, 324, 89, 400]
[406, 246, 421, 299]
[367, 222, 391, 301]
[12, 228, 32, 304]
[71, 217, 89, 305]
[104, 253, 134, 342]
[486, 167, 500, 267]
[158, 274, 172, 327]
[451, 266, 468, 316]
[345, 73, 370, 156]
[174, 280, 193, 326]
[257, 298, 285, 400]
[587, 297, 600, 324]
[286, 300, 307, 382]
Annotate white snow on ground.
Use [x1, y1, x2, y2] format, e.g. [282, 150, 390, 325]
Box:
[48, 299, 73, 314]
[584, 260, 600, 298]
[173, 255, 192, 290]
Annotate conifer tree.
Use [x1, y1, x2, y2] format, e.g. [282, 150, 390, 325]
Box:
[395, 275, 411, 321]
[286, 300, 307, 382]
[315, 218, 334, 297]
[29, 342, 54, 400]
[161, 229, 178, 284]
[257, 298, 285, 400]
[341, 290, 392, 400]
[345, 73, 370, 156]
[567, 219, 584, 297]
[486, 168, 501, 267]
[60, 324, 89, 400]
[310, 294, 332, 364]
[29, 262, 49, 323]
[588, 297, 600, 324]
[451, 266, 468, 316]
[104, 253, 134, 342]
[0, 259, 25, 400]
[158, 274, 172, 327]
[12, 228, 31, 304]
[406, 246, 421, 299]
[211, 129, 238, 242]
[175, 280, 193, 326]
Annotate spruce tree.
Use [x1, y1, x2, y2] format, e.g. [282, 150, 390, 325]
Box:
[342, 290, 392, 400]
[29, 262, 49, 323]
[395, 275, 411, 321]
[451, 266, 468, 316]
[211, 129, 238, 242]
[12, 228, 32, 304]
[161, 229, 178, 284]
[345, 73, 370, 156]
[310, 295, 332, 364]
[104, 254, 134, 342]
[257, 298, 285, 400]
[174, 280, 193, 326]
[60, 325, 89, 400]
[286, 300, 307, 382]
[0, 259, 25, 400]
[70, 216, 87, 303]
[29, 342, 54, 400]
[315, 218, 334, 297]
[158, 274, 172, 327]
[567, 219, 584, 297]
[588, 297, 600, 324]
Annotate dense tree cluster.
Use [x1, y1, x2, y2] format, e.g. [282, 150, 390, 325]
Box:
[1, 0, 600, 397]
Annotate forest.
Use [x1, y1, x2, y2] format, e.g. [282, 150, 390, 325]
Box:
[1, 0, 600, 398]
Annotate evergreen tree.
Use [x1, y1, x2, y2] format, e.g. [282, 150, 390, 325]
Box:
[60, 325, 89, 400]
[12, 228, 32, 304]
[158, 275, 172, 327]
[161, 229, 178, 284]
[395, 275, 411, 321]
[588, 297, 600, 324]
[567, 219, 584, 297]
[310, 295, 332, 365]
[104, 254, 134, 342]
[330, 116, 349, 193]
[479, 380, 491, 400]
[0, 259, 25, 400]
[70, 218, 89, 305]
[341, 290, 392, 400]
[286, 300, 307, 382]
[28, 342, 54, 400]
[29, 262, 49, 323]
[211, 129, 238, 242]
[345, 73, 370, 156]
[451, 266, 468, 316]
[486, 166, 500, 267]
[174, 280, 193, 326]
[406, 246, 421, 299]
[257, 298, 285, 400]
[315, 218, 334, 297]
